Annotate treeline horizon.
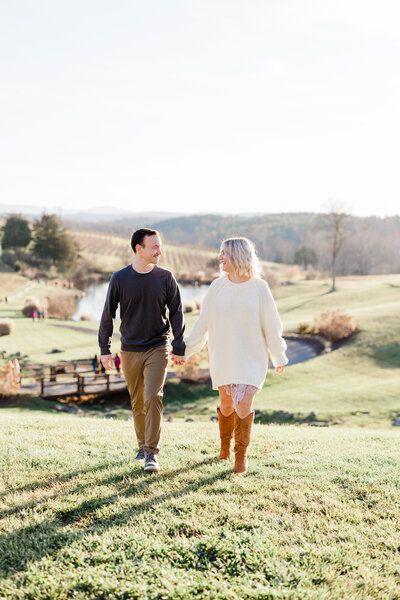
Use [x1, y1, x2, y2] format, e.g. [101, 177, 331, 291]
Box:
[63, 212, 400, 277]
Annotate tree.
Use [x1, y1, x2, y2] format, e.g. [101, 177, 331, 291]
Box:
[1, 214, 31, 250]
[318, 200, 350, 292]
[32, 214, 79, 269]
[293, 246, 318, 269]
[338, 226, 387, 276]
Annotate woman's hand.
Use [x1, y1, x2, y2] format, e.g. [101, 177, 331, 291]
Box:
[275, 366, 285, 374]
[170, 351, 186, 366]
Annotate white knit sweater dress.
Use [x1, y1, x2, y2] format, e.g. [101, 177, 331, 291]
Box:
[184, 275, 288, 391]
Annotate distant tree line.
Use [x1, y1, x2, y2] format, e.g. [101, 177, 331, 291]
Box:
[64, 210, 400, 277]
[152, 212, 400, 278]
[4, 210, 400, 284]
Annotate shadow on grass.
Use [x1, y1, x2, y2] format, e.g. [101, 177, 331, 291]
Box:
[372, 343, 400, 368]
[0, 457, 227, 576]
[0, 458, 130, 500]
[254, 409, 329, 426]
[281, 289, 332, 314]
[0, 456, 217, 520]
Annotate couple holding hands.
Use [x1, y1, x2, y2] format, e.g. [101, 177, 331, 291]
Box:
[99, 228, 288, 475]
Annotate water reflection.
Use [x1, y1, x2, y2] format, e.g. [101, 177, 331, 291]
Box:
[72, 282, 210, 321]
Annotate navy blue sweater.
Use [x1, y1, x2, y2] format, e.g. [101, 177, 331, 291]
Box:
[98, 265, 185, 356]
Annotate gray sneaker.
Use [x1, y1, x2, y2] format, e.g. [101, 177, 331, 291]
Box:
[134, 448, 145, 461]
[144, 451, 160, 472]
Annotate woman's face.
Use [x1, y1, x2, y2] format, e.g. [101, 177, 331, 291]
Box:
[218, 248, 233, 273]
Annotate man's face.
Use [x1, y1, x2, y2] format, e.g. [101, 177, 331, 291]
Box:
[137, 234, 162, 264]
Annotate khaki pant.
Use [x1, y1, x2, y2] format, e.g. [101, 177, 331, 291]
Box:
[121, 345, 169, 454]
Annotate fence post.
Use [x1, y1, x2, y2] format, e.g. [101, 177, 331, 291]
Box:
[40, 377, 44, 396]
[106, 374, 110, 392]
[50, 366, 56, 382]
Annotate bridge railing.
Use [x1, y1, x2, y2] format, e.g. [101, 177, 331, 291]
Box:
[38, 370, 126, 397]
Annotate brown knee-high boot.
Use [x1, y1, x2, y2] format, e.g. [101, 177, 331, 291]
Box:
[217, 406, 235, 460]
[234, 411, 254, 475]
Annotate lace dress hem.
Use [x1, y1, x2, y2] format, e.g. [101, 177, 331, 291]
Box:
[222, 384, 260, 406]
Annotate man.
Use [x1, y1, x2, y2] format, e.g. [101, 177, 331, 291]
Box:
[99, 228, 185, 472]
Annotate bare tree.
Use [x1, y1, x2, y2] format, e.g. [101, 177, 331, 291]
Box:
[341, 226, 386, 275]
[318, 200, 351, 291]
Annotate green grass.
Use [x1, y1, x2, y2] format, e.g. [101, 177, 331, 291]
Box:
[2, 273, 400, 598]
[1, 411, 400, 599]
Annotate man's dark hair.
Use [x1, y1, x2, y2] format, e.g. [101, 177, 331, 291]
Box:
[131, 228, 159, 253]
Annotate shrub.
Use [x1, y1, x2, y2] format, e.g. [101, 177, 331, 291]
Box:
[263, 269, 279, 289]
[1, 248, 18, 268]
[178, 271, 190, 281]
[22, 296, 42, 317]
[298, 323, 311, 334]
[80, 314, 93, 321]
[0, 319, 15, 336]
[284, 265, 301, 281]
[0, 359, 21, 396]
[184, 302, 197, 313]
[45, 293, 81, 319]
[298, 323, 319, 335]
[193, 270, 206, 282]
[314, 309, 356, 342]
[13, 261, 22, 272]
[305, 270, 319, 280]
[176, 344, 208, 382]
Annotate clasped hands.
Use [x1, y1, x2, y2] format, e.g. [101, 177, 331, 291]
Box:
[170, 351, 186, 366]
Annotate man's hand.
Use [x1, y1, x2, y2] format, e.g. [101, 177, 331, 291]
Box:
[170, 352, 186, 366]
[101, 354, 114, 370]
[275, 366, 285, 374]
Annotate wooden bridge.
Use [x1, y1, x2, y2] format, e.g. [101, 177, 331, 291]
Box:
[39, 372, 127, 398]
[20, 360, 129, 398]
[19, 359, 188, 398]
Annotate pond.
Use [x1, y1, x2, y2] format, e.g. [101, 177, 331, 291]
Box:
[72, 282, 210, 322]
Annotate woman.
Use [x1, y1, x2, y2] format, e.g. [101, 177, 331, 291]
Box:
[114, 353, 121, 373]
[184, 237, 288, 475]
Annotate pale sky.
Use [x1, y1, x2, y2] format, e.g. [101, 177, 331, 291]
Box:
[1, 0, 399, 218]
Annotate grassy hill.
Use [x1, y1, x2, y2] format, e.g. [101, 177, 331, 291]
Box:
[1, 412, 400, 599]
[1, 271, 400, 598]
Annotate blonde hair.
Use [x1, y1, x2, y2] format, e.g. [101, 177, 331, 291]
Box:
[220, 237, 263, 279]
